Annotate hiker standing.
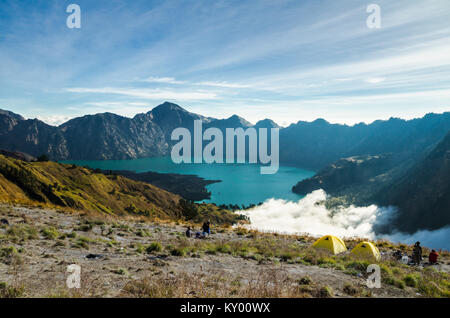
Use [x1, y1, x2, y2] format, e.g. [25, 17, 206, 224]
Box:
[412, 241, 422, 265]
[202, 221, 211, 237]
[206, 220, 211, 235]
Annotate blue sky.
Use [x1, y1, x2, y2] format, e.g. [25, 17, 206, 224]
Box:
[0, 0, 449, 126]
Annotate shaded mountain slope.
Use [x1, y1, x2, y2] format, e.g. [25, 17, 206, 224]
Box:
[292, 131, 450, 233]
[374, 131, 450, 233]
[0, 110, 24, 135]
[0, 115, 68, 159]
[292, 154, 400, 203]
[60, 112, 167, 160]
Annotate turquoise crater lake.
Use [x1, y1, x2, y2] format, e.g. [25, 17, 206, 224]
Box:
[62, 157, 315, 206]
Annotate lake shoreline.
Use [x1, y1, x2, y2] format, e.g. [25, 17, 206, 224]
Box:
[61, 157, 315, 206]
[102, 169, 221, 202]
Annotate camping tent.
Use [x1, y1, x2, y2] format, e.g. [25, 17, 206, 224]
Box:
[351, 241, 381, 261]
[312, 235, 347, 254]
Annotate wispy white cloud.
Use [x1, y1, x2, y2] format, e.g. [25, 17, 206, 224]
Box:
[139, 76, 251, 89]
[195, 81, 251, 88]
[365, 77, 386, 84]
[1, 0, 450, 124]
[86, 101, 149, 108]
[66, 87, 217, 101]
[243, 42, 450, 93]
[143, 77, 186, 84]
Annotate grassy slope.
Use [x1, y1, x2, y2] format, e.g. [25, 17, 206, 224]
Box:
[0, 155, 242, 224]
[0, 154, 184, 219]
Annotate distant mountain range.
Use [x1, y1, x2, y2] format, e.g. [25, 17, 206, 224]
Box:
[1, 102, 449, 233]
[1, 102, 449, 169]
[0, 102, 277, 161]
[281, 113, 450, 170]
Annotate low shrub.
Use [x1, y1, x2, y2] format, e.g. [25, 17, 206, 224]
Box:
[41, 226, 60, 240]
[112, 268, 129, 276]
[403, 274, 418, 288]
[6, 224, 38, 242]
[298, 276, 312, 285]
[146, 242, 162, 253]
[0, 282, 24, 298]
[170, 247, 186, 257]
[317, 286, 334, 298]
[343, 283, 360, 296]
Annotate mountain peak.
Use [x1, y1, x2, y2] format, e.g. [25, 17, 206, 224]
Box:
[226, 114, 252, 127]
[152, 102, 187, 113]
[227, 114, 246, 122]
[312, 118, 329, 125]
[255, 118, 280, 129]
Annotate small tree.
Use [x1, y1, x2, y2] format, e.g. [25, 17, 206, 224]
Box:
[179, 199, 199, 220]
[36, 154, 49, 162]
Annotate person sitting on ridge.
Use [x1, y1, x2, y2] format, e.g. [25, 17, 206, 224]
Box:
[393, 250, 402, 261]
[195, 231, 205, 239]
[429, 249, 439, 264]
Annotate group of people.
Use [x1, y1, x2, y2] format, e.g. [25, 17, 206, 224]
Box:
[184, 224, 442, 266]
[185, 221, 211, 239]
[393, 241, 439, 266]
[412, 241, 440, 265]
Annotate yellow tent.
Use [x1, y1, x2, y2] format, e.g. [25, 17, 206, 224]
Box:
[351, 241, 381, 261]
[312, 235, 347, 254]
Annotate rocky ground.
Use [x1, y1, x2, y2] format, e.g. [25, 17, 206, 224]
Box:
[0, 204, 449, 298]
